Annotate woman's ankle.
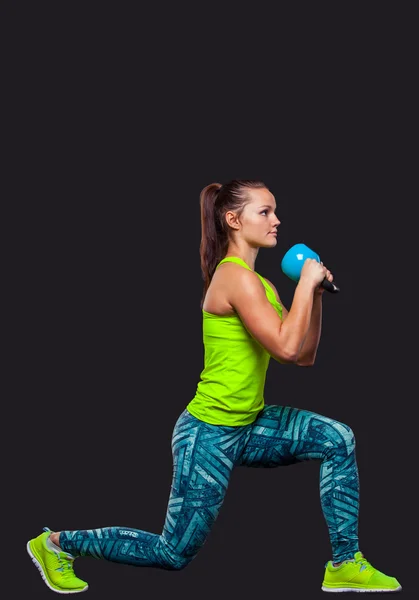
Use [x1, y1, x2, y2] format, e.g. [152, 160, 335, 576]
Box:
[50, 532, 61, 548]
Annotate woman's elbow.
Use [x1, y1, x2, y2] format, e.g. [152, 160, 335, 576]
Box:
[274, 349, 300, 365]
[296, 357, 315, 367]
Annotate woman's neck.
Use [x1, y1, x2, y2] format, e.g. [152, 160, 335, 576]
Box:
[224, 249, 258, 271]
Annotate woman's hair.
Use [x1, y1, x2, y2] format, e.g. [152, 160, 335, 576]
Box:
[199, 179, 267, 309]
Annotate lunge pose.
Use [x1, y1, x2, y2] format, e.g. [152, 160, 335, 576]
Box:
[27, 180, 401, 593]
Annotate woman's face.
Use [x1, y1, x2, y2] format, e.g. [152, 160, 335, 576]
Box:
[235, 187, 281, 247]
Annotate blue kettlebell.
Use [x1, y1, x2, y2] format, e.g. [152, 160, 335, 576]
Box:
[281, 243, 340, 293]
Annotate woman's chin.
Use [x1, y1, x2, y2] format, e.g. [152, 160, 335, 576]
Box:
[258, 241, 277, 250]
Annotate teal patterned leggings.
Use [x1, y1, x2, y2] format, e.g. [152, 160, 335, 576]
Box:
[60, 405, 359, 567]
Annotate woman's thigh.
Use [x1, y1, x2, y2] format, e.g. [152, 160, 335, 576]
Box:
[162, 409, 250, 557]
[237, 404, 355, 468]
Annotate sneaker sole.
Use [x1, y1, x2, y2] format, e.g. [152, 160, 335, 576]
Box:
[322, 584, 402, 593]
[27, 540, 89, 594]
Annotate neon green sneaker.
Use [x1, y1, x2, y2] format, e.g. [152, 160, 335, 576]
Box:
[322, 551, 401, 592]
[27, 527, 88, 594]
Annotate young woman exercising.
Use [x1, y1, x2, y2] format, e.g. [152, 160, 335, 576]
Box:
[27, 179, 401, 593]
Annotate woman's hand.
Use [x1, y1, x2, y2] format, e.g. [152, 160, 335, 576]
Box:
[315, 262, 334, 295]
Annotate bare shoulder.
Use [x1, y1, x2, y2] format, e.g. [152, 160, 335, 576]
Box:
[217, 261, 263, 293]
[218, 264, 279, 301]
[203, 262, 263, 316]
[202, 261, 252, 315]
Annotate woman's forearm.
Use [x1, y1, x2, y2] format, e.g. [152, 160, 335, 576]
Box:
[278, 279, 316, 360]
[296, 292, 322, 365]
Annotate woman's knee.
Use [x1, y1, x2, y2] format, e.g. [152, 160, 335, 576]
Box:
[162, 551, 195, 571]
[330, 420, 356, 455]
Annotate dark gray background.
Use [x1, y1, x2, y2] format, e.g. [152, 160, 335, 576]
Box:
[5, 2, 416, 599]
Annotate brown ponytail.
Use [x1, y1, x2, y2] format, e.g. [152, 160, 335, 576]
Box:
[199, 179, 267, 309]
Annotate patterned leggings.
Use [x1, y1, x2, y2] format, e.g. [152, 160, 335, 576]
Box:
[60, 405, 360, 567]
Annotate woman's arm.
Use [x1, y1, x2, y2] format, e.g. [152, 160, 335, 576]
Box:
[227, 267, 316, 364]
[264, 278, 323, 367]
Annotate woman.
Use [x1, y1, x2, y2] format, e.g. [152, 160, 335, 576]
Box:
[27, 180, 401, 593]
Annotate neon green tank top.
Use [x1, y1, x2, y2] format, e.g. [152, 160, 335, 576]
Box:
[186, 256, 283, 426]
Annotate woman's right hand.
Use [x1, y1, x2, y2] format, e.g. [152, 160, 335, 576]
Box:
[299, 258, 328, 288]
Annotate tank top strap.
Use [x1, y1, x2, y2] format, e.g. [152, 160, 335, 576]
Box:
[216, 256, 253, 271]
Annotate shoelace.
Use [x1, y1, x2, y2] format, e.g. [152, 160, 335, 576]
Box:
[56, 553, 76, 580]
[355, 555, 375, 573]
